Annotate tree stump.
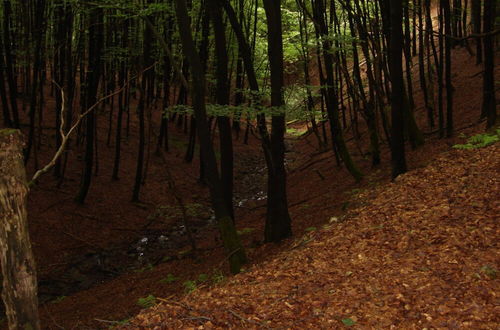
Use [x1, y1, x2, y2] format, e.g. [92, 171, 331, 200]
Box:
[0, 129, 40, 330]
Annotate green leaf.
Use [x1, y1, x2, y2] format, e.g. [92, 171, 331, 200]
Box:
[183, 280, 197, 293]
[198, 274, 209, 283]
[342, 318, 356, 326]
[137, 295, 156, 309]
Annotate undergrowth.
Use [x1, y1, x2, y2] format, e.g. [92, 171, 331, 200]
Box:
[453, 129, 500, 149]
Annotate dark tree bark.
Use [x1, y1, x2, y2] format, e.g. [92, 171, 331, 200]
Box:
[112, 19, 129, 181]
[345, 0, 381, 166]
[53, 0, 71, 178]
[75, 6, 103, 204]
[0, 33, 12, 127]
[2, 0, 19, 128]
[0, 129, 40, 330]
[174, 0, 247, 274]
[482, 0, 497, 128]
[471, 0, 482, 64]
[23, 0, 46, 164]
[441, 0, 454, 137]
[262, 0, 292, 243]
[386, 0, 408, 178]
[311, 0, 363, 182]
[417, 0, 434, 128]
[209, 0, 235, 220]
[221, 0, 294, 239]
[131, 78, 146, 202]
[157, 16, 174, 152]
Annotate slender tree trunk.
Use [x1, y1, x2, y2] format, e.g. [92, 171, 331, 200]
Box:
[471, 0, 482, 64]
[312, 0, 362, 182]
[387, 0, 408, 178]
[2, 0, 19, 128]
[75, 6, 103, 204]
[262, 0, 292, 242]
[112, 19, 129, 181]
[174, 0, 247, 274]
[24, 0, 46, 164]
[418, 0, 434, 128]
[209, 0, 235, 220]
[0, 33, 12, 127]
[437, 3, 445, 137]
[482, 0, 497, 128]
[132, 79, 146, 202]
[442, 0, 454, 137]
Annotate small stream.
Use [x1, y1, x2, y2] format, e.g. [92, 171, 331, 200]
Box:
[36, 190, 268, 305]
[32, 151, 287, 306]
[37, 218, 214, 304]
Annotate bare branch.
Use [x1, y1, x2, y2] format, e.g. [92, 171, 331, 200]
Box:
[29, 63, 157, 186]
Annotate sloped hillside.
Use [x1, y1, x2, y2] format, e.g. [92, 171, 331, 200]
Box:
[126, 142, 499, 329]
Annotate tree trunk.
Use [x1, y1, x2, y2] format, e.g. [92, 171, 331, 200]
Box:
[0, 129, 40, 330]
[312, 0, 362, 182]
[2, 1, 19, 128]
[387, 0, 408, 178]
[0, 32, 13, 127]
[209, 0, 235, 220]
[471, 0, 482, 64]
[174, 0, 247, 274]
[482, 0, 497, 128]
[262, 0, 292, 242]
[442, 0, 454, 137]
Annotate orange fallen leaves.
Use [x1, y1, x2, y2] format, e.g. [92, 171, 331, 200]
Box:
[124, 144, 499, 329]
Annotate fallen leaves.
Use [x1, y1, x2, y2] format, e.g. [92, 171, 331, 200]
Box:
[123, 144, 499, 329]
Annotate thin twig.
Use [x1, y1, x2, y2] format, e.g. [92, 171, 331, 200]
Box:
[29, 63, 157, 186]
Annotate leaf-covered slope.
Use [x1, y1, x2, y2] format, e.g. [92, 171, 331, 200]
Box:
[125, 144, 499, 329]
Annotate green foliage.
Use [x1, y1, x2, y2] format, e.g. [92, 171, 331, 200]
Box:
[183, 280, 197, 293]
[480, 265, 498, 279]
[305, 227, 317, 232]
[453, 130, 500, 149]
[286, 127, 306, 137]
[137, 295, 156, 309]
[341, 318, 356, 326]
[159, 273, 178, 284]
[197, 274, 209, 283]
[211, 270, 225, 284]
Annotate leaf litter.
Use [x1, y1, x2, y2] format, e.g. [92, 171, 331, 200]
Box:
[123, 143, 499, 329]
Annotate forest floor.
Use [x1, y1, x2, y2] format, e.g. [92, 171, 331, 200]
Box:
[128, 130, 499, 329]
[0, 47, 498, 329]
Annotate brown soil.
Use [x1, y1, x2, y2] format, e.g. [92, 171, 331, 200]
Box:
[0, 46, 497, 329]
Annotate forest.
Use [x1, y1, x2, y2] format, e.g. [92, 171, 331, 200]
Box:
[0, 0, 498, 328]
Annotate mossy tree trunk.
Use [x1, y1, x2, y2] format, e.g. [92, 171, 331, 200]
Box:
[0, 129, 40, 330]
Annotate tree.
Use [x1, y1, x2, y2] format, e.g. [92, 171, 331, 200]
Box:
[262, 0, 293, 242]
[386, 0, 408, 178]
[0, 130, 40, 330]
[481, 0, 497, 128]
[174, 0, 247, 274]
[208, 0, 235, 219]
[441, 0, 454, 137]
[75, 5, 104, 204]
[309, 0, 363, 182]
